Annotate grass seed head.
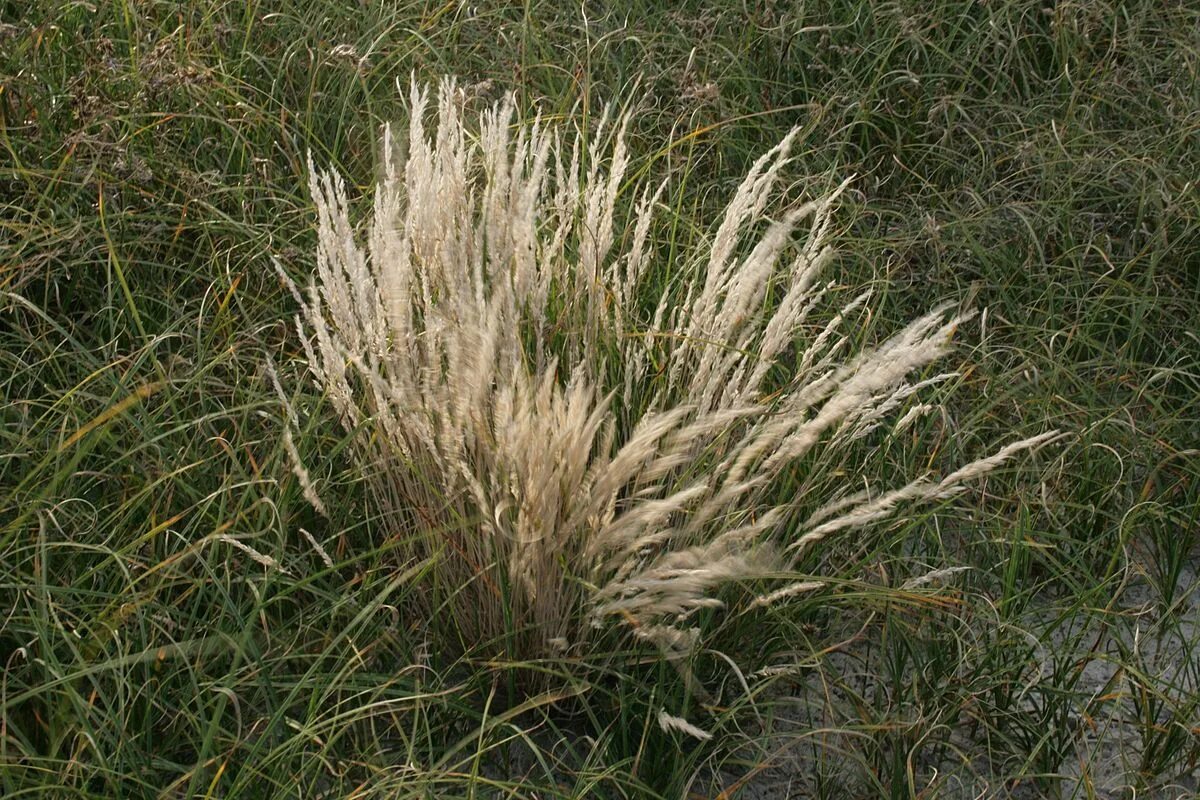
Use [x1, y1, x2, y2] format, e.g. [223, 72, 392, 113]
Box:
[295, 76, 1054, 679]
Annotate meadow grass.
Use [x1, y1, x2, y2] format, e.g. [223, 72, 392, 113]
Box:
[2, 2, 1197, 798]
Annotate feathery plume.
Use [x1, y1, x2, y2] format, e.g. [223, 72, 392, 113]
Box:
[657, 710, 713, 741]
[288, 77, 1056, 679]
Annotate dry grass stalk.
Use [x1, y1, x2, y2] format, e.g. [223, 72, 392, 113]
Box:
[290, 77, 1055, 666]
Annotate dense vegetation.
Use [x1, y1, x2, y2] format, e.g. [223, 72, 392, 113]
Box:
[2, 2, 1197, 797]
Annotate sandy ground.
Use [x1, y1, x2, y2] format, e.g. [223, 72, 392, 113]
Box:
[702, 557, 1199, 800]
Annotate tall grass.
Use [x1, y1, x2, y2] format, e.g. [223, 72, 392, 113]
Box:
[286, 78, 1056, 694]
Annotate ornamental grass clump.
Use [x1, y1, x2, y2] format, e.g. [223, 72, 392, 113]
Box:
[285, 78, 1054, 671]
